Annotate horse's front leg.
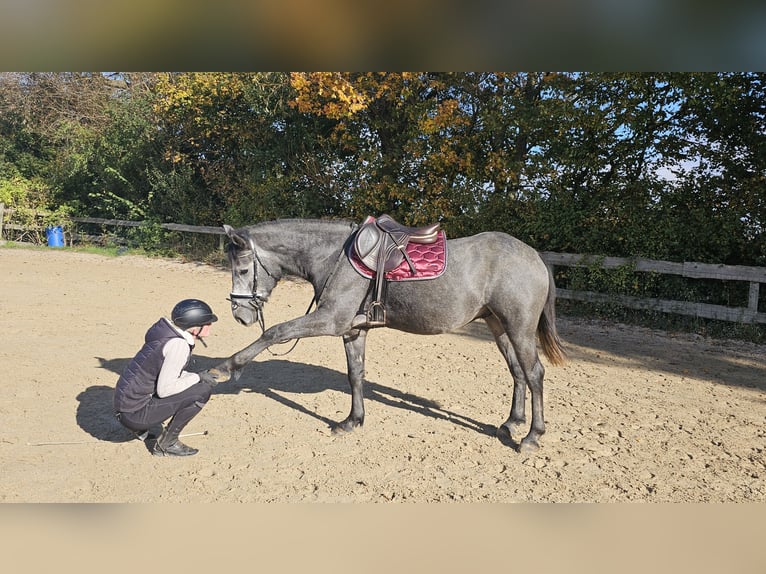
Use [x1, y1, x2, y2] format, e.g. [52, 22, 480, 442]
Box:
[209, 310, 351, 381]
[334, 329, 368, 433]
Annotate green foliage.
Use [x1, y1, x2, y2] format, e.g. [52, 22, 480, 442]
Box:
[0, 174, 72, 243]
[0, 175, 32, 206]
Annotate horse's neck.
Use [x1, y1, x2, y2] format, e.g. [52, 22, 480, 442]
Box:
[255, 221, 351, 288]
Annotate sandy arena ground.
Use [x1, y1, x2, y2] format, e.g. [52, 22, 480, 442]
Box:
[1, 245, 764, 502]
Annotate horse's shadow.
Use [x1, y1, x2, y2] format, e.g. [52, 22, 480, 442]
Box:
[89, 355, 502, 443]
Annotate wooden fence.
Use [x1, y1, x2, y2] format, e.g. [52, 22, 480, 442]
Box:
[540, 252, 766, 325]
[70, 215, 226, 250]
[0, 204, 226, 250]
[1, 203, 764, 325]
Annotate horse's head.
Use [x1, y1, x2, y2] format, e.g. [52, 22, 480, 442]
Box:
[223, 224, 279, 327]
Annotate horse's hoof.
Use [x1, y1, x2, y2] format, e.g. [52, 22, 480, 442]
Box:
[495, 425, 522, 449]
[208, 367, 229, 382]
[519, 437, 540, 453]
[332, 419, 361, 434]
[506, 418, 527, 433]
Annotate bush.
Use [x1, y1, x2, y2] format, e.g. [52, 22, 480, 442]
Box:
[1, 176, 72, 244]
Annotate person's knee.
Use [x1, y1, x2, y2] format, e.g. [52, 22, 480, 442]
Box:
[192, 382, 212, 404]
[116, 412, 143, 433]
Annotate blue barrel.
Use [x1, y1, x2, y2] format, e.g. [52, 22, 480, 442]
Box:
[45, 226, 65, 247]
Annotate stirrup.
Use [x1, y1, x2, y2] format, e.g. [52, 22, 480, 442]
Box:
[365, 301, 386, 327]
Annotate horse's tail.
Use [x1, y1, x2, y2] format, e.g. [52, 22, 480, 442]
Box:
[537, 264, 567, 366]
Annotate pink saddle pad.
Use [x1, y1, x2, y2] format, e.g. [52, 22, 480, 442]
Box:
[349, 229, 448, 281]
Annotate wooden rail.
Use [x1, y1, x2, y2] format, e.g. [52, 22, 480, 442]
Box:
[1, 203, 764, 325]
[539, 252, 766, 325]
[69, 216, 226, 249]
[68, 216, 224, 236]
[0, 205, 226, 249]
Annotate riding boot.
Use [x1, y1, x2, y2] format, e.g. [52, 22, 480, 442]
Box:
[152, 428, 198, 457]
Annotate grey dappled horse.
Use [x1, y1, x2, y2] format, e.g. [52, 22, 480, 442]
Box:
[209, 219, 566, 452]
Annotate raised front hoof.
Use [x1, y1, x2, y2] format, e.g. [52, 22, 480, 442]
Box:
[208, 364, 229, 380]
[210, 364, 243, 383]
[332, 418, 363, 435]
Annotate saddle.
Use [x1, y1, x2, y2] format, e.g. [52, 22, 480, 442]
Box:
[352, 214, 441, 327]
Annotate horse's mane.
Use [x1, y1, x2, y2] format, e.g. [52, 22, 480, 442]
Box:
[228, 218, 359, 253]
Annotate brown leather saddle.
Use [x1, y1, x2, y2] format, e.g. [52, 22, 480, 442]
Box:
[352, 214, 441, 327]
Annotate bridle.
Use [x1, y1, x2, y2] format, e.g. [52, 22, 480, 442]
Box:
[226, 236, 275, 333]
[226, 236, 306, 356]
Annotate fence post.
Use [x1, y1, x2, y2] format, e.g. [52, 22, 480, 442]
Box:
[0, 202, 5, 241]
[749, 282, 760, 314]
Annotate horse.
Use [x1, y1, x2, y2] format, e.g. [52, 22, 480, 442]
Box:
[208, 218, 566, 452]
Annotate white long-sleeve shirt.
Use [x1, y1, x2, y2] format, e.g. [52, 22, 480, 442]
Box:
[156, 322, 201, 397]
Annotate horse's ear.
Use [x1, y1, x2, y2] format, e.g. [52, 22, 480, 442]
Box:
[223, 224, 249, 250]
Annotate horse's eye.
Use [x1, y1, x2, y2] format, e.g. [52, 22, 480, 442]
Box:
[239, 269, 249, 276]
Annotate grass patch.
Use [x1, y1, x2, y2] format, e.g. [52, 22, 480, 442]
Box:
[0, 240, 147, 258]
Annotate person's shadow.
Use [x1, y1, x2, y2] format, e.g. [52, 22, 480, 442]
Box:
[76, 384, 137, 444]
[78, 358, 163, 447]
[85, 355, 505, 446]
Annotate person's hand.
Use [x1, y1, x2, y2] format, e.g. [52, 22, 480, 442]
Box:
[198, 370, 221, 388]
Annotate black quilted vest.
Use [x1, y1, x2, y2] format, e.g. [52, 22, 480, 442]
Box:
[113, 318, 191, 413]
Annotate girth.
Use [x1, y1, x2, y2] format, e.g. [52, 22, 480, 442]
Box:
[352, 214, 441, 327]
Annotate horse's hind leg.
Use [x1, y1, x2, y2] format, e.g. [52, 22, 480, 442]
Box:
[334, 329, 368, 433]
[516, 347, 545, 453]
[485, 315, 527, 437]
[490, 314, 546, 452]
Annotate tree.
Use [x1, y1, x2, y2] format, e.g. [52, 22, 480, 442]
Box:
[1, 71, 763, 272]
[671, 72, 766, 264]
[289, 72, 555, 234]
[150, 72, 350, 225]
[0, 72, 118, 214]
[529, 73, 689, 256]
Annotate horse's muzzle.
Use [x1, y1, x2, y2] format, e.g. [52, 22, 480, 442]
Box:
[228, 293, 266, 328]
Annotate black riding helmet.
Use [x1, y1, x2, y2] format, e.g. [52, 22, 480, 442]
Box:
[171, 299, 218, 330]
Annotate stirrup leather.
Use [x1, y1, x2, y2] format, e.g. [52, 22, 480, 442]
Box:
[352, 214, 442, 328]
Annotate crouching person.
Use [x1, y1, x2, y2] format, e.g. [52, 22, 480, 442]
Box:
[113, 299, 223, 457]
